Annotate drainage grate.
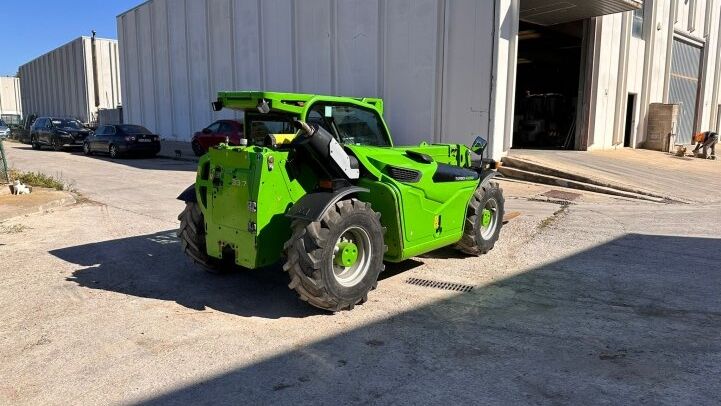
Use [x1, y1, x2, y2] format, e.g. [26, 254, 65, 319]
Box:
[405, 278, 474, 293]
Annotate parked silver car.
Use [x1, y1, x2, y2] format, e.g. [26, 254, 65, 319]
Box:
[0, 120, 10, 139]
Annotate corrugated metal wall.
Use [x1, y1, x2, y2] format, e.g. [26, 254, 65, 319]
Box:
[18, 37, 122, 123]
[118, 0, 496, 145]
[668, 38, 702, 144]
[0, 76, 22, 117]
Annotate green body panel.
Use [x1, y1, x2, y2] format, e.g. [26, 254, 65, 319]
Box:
[196, 145, 314, 268]
[350, 145, 477, 262]
[196, 91, 484, 269]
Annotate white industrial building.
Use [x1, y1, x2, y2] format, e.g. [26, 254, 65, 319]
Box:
[0, 76, 22, 123]
[18, 36, 122, 124]
[117, 0, 721, 158]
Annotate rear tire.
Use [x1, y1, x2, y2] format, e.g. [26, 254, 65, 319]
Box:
[192, 140, 205, 157]
[177, 202, 223, 273]
[283, 199, 386, 312]
[455, 182, 505, 255]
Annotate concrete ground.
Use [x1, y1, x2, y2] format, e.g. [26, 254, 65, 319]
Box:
[509, 148, 721, 203]
[0, 187, 76, 222]
[1, 142, 720, 405]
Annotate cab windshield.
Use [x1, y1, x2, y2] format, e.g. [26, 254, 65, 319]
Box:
[307, 104, 390, 147]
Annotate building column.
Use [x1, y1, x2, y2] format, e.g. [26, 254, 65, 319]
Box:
[488, 0, 519, 159]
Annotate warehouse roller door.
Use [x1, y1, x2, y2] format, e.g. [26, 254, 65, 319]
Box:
[668, 38, 702, 145]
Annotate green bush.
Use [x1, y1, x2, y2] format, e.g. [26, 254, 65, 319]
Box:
[8, 169, 67, 191]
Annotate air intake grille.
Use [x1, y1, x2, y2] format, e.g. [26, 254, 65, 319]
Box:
[405, 278, 474, 293]
[387, 166, 421, 183]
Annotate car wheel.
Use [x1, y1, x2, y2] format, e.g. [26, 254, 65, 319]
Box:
[31, 137, 41, 150]
[191, 139, 205, 157]
[109, 144, 120, 159]
[51, 137, 63, 152]
[83, 143, 92, 156]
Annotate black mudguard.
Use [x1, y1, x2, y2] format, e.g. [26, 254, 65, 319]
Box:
[286, 186, 369, 222]
[479, 171, 502, 189]
[177, 184, 197, 203]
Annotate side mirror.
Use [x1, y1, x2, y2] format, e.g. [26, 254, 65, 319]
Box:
[257, 98, 270, 114]
[202, 128, 212, 135]
[471, 136, 488, 155]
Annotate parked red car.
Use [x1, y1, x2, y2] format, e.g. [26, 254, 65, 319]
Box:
[191, 119, 244, 156]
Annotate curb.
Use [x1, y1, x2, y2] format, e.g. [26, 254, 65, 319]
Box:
[497, 166, 668, 203]
[0, 192, 77, 222]
[500, 156, 683, 203]
[157, 154, 200, 163]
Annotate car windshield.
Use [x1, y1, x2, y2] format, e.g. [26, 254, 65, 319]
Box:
[0, 120, 6, 127]
[119, 125, 151, 134]
[53, 119, 84, 129]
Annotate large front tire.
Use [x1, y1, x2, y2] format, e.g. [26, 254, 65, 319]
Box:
[177, 202, 223, 273]
[283, 199, 386, 312]
[456, 182, 505, 255]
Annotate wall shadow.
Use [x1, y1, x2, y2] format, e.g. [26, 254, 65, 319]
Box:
[122, 233, 721, 405]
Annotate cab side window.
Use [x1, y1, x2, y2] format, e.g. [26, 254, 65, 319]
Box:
[307, 104, 389, 146]
[107, 126, 117, 136]
[95, 126, 107, 136]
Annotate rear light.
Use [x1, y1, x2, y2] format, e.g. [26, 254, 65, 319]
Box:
[319, 179, 334, 189]
[125, 136, 136, 142]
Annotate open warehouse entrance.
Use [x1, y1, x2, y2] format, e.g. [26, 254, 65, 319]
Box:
[513, 20, 584, 150]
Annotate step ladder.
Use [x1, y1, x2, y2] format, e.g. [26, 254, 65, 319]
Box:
[0, 139, 8, 183]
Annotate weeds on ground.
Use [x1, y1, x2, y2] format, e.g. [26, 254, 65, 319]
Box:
[0, 223, 30, 234]
[537, 204, 570, 230]
[8, 169, 71, 191]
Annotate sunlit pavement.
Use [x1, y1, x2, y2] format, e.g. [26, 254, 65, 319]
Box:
[2, 142, 720, 405]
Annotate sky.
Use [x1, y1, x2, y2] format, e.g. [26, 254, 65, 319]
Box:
[0, 0, 142, 76]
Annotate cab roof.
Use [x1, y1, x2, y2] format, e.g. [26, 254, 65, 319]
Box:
[214, 91, 384, 116]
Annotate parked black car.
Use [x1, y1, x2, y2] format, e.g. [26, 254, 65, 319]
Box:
[30, 117, 92, 151]
[83, 124, 160, 158]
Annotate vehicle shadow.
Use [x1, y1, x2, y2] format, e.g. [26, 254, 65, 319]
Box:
[53, 230, 322, 319]
[68, 151, 198, 172]
[129, 233, 721, 405]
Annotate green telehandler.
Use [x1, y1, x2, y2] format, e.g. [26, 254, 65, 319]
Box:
[177, 91, 504, 311]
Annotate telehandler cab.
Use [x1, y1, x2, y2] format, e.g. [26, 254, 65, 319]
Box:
[178, 91, 504, 311]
